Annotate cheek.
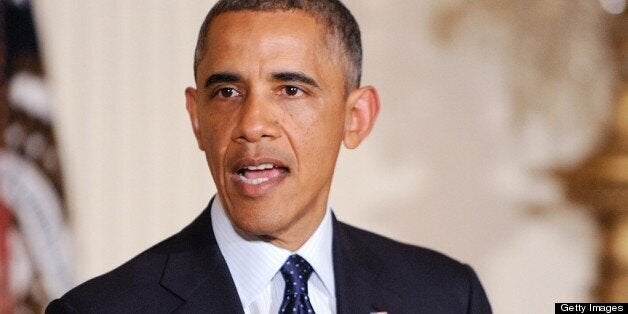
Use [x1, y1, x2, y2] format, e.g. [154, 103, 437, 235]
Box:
[282, 102, 345, 167]
[200, 112, 232, 165]
[282, 99, 345, 136]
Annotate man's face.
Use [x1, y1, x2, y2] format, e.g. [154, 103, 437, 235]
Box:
[186, 10, 349, 248]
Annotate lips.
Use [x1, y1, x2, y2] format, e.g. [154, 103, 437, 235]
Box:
[235, 162, 289, 185]
[229, 158, 290, 197]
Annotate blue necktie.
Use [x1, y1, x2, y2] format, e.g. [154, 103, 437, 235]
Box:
[279, 254, 316, 314]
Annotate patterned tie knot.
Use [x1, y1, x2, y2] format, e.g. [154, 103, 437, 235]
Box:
[280, 254, 313, 296]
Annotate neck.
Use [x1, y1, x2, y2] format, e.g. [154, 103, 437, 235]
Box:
[260, 206, 328, 251]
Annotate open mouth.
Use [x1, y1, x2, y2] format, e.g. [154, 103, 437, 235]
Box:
[235, 163, 289, 185]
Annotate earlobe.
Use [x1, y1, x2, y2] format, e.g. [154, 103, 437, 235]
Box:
[185, 87, 204, 150]
[343, 86, 381, 149]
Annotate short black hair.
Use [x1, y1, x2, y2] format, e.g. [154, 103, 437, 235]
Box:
[193, 0, 362, 91]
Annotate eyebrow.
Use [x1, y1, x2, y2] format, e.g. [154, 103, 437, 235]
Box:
[272, 71, 319, 88]
[204, 72, 242, 88]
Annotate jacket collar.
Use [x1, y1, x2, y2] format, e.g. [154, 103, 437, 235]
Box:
[332, 214, 402, 314]
[159, 198, 245, 313]
[158, 199, 401, 313]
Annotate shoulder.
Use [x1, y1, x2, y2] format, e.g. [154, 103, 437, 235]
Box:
[337, 221, 465, 273]
[336, 221, 492, 312]
[46, 233, 184, 314]
[47, 204, 217, 313]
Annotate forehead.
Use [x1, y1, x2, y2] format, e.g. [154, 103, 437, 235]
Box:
[209, 10, 325, 38]
[199, 10, 340, 79]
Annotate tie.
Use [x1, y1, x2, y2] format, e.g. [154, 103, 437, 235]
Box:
[279, 254, 316, 314]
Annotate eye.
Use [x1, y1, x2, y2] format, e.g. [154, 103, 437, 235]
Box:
[213, 87, 241, 98]
[282, 86, 303, 97]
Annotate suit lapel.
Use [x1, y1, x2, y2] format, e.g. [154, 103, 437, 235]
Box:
[157, 203, 402, 313]
[333, 215, 402, 314]
[159, 199, 244, 313]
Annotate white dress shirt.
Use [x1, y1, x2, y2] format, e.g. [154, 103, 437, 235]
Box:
[211, 196, 336, 314]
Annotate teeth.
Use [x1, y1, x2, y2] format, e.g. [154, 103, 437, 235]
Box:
[236, 175, 270, 185]
[235, 163, 280, 185]
[245, 163, 275, 171]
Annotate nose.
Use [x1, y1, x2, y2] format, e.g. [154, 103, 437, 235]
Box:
[232, 93, 281, 143]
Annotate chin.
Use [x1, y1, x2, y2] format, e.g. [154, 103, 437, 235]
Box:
[227, 207, 288, 238]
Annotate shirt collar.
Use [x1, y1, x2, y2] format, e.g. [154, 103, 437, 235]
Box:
[211, 196, 335, 309]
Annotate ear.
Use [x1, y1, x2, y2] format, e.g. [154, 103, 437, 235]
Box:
[343, 86, 380, 149]
[185, 87, 204, 150]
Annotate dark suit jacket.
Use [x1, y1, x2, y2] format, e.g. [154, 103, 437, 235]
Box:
[47, 201, 492, 313]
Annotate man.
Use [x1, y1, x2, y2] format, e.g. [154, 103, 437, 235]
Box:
[47, 0, 492, 313]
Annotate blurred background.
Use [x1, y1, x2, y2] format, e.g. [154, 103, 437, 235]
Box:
[1, 0, 627, 312]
